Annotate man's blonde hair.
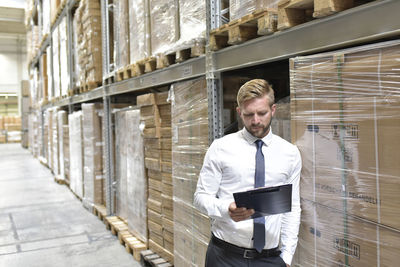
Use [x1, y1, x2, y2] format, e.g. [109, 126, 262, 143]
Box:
[237, 79, 275, 107]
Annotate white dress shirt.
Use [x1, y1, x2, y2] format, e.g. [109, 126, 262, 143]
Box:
[194, 127, 301, 265]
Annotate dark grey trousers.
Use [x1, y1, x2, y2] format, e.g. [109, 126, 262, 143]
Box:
[205, 238, 287, 267]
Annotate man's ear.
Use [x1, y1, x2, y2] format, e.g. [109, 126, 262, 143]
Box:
[271, 104, 277, 117]
[236, 106, 241, 116]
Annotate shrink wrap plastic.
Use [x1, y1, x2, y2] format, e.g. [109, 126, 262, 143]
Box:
[59, 17, 69, 97]
[290, 39, 400, 266]
[57, 111, 68, 181]
[176, 0, 206, 52]
[171, 78, 210, 266]
[114, 0, 130, 69]
[128, 0, 150, 63]
[82, 104, 104, 207]
[230, 0, 279, 21]
[69, 111, 84, 199]
[150, 0, 179, 55]
[52, 107, 60, 175]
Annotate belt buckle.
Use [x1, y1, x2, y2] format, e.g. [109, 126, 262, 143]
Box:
[243, 249, 254, 259]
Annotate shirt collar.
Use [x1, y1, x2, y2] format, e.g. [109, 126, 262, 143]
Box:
[241, 127, 273, 146]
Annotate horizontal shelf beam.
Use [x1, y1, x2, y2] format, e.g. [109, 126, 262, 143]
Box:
[214, 0, 400, 72]
[107, 56, 206, 96]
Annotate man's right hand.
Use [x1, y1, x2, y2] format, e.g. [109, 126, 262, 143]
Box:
[228, 202, 255, 222]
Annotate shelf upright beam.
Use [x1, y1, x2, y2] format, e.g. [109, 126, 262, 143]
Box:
[206, 0, 224, 144]
[103, 94, 115, 216]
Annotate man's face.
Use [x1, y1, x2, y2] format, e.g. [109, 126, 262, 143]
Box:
[237, 95, 276, 138]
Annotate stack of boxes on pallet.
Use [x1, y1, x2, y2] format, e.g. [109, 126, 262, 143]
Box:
[171, 78, 210, 266]
[21, 81, 31, 148]
[138, 91, 174, 263]
[291, 40, 400, 266]
[74, 0, 102, 91]
[0, 116, 21, 144]
[82, 104, 104, 208]
[57, 110, 69, 183]
[114, 107, 148, 247]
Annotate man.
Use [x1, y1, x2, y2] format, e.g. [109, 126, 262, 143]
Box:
[194, 79, 301, 267]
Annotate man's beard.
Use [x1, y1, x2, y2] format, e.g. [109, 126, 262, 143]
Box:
[245, 120, 272, 138]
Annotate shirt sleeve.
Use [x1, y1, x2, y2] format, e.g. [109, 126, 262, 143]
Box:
[280, 146, 302, 265]
[193, 139, 232, 220]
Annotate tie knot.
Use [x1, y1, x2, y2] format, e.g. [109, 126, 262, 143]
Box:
[255, 140, 263, 149]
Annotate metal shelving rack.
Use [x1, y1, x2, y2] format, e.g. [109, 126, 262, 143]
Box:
[28, 0, 400, 216]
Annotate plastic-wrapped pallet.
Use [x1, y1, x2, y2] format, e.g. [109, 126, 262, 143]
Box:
[290, 39, 400, 266]
[230, 0, 280, 20]
[59, 16, 69, 97]
[126, 109, 147, 243]
[42, 0, 51, 37]
[57, 110, 68, 181]
[82, 103, 104, 208]
[176, 0, 206, 54]
[52, 108, 60, 176]
[150, 0, 179, 55]
[114, 0, 130, 69]
[128, 0, 150, 63]
[171, 78, 210, 266]
[68, 111, 84, 199]
[46, 46, 53, 101]
[138, 91, 173, 261]
[45, 109, 53, 168]
[63, 125, 70, 183]
[115, 110, 129, 219]
[52, 25, 60, 99]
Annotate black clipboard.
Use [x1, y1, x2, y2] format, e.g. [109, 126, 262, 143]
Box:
[233, 184, 292, 217]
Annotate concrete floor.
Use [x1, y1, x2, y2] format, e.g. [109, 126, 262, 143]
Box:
[0, 143, 142, 267]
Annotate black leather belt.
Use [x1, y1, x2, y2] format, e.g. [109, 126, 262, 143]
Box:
[211, 234, 281, 259]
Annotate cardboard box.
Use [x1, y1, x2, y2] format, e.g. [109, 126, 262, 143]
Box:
[291, 40, 400, 230]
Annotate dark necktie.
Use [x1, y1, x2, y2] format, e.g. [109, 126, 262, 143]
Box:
[254, 139, 265, 252]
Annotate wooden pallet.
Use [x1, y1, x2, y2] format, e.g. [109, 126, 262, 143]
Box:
[210, 9, 277, 51]
[93, 204, 107, 222]
[140, 250, 173, 267]
[54, 175, 67, 185]
[79, 81, 101, 93]
[277, 0, 363, 31]
[116, 66, 131, 82]
[145, 57, 157, 73]
[118, 230, 147, 261]
[156, 52, 176, 70]
[103, 75, 115, 85]
[176, 40, 205, 63]
[68, 87, 80, 96]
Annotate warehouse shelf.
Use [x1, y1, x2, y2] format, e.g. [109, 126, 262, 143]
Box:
[106, 56, 206, 96]
[212, 0, 400, 72]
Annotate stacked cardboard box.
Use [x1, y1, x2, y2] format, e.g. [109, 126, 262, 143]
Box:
[50, 0, 60, 25]
[128, 0, 150, 63]
[115, 110, 129, 219]
[42, 0, 50, 37]
[45, 109, 53, 168]
[126, 109, 147, 242]
[75, 0, 102, 87]
[138, 91, 173, 262]
[52, 25, 61, 100]
[290, 40, 400, 266]
[40, 53, 48, 105]
[171, 78, 210, 267]
[62, 125, 70, 183]
[57, 110, 68, 181]
[59, 17, 69, 97]
[52, 108, 60, 176]
[82, 103, 104, 207]
[114, 0, 130, 70]
[230, 0, 279, 20]
[69, 111, 84, 198]
[150, 0, 179, 55]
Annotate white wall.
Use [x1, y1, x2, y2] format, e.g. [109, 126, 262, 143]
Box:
[0, 35, 27, 94]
